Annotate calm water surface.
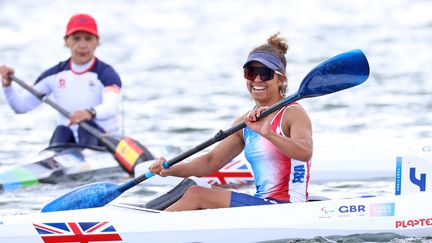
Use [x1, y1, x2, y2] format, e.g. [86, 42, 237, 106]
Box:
[0, 0, 431, 241]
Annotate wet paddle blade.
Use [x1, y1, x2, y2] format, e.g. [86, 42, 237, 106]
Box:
[41, 182, 122, 212]
[298, 49, 369, 98]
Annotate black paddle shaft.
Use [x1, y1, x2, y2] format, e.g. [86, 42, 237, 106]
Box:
[164, 93, 301, 168]
[10, 75, 115, 151]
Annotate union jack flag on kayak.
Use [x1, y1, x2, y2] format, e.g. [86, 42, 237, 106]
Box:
[204, 159, 254, 185]
[33, 221, 122, 243]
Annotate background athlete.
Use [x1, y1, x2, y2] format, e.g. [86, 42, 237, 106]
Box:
[149, 32, 313, 211]
[0, 13, 122, 147]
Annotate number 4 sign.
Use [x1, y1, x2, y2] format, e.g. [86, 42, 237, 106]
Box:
[395, 156, 432, 195]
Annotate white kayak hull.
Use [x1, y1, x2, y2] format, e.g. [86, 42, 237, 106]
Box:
[1, 192, 431, 242]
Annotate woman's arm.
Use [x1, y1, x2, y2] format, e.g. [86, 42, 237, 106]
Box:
[150, 116, 246, 178]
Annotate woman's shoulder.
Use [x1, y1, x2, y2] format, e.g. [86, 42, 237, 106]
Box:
[93, 58, 122, 86]
[283, 103, 310, 120]
[93, 58, 117, 72]
[232, 113, 247, 126]
[285, 102, 306, 111]
[35, 60, 70, 84]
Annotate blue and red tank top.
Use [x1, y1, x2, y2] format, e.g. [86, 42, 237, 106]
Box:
[243, 103, 310, 202]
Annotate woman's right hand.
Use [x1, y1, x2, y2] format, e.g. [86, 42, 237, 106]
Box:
[244, 106, 273, 137]
[148, 157, 174, 177]
[0, 65, 14, 87]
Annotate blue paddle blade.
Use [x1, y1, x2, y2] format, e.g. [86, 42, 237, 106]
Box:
[298, 49, 369, 98]
[41, 182, 122, 212]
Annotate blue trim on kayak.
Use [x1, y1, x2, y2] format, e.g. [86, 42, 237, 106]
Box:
[395, 156, 402, 195]
[0, 172, 22, 191]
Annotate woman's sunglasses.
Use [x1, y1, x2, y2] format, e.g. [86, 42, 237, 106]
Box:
[243, 66, 283, 82]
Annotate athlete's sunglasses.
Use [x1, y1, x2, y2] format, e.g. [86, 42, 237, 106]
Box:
[243, 66, 283, 82]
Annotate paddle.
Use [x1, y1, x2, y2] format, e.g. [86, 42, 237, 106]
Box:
[9, 75, 154, 175]
[41, 49, 370, 212]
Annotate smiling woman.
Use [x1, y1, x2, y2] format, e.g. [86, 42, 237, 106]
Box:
[147, 32, 314, 211]
[243, 33, 289, 99]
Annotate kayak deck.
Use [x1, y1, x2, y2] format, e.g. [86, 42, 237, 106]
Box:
[1, 192, 431, 242]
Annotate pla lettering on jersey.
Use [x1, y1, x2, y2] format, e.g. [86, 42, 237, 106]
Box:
[395, 218, 432, 228]
[292, 165, 305, 183]
[409, 167, 426, 191]
[339, 205, 365, 213]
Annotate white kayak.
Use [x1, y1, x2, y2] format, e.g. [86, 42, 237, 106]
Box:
[0, 192, 431, 242]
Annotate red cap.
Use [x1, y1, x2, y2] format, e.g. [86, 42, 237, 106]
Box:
[65, 14, 98, 37]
